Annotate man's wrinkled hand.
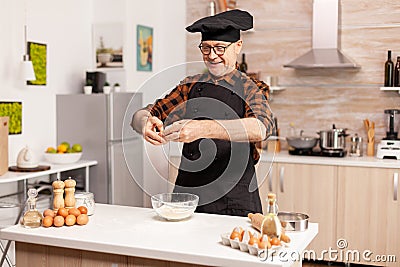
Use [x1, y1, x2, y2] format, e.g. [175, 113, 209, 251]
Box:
[164, 120, 203, 143]
[143, 116, 167, 145]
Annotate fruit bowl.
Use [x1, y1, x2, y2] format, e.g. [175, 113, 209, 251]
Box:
[44, 153, 82, 164]
[151, 193, 199, 221]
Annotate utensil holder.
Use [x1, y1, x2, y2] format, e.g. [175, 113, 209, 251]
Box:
[367, 141, 374, 156]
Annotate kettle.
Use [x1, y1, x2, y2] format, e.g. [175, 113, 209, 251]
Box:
[17, 146, 39, 168]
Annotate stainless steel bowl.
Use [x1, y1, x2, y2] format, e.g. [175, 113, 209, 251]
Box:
[278, 212, 309, 231]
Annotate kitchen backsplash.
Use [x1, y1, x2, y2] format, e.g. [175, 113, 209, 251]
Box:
[186, 0, 400, 146]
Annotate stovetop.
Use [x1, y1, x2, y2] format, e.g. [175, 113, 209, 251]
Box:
[288, 147, 347, 157]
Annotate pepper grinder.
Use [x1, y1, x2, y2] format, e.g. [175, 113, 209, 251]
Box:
[64, 177, 76, 209]
[52, 179, 65, 213]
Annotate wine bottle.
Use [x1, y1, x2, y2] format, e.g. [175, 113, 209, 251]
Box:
[239, 53, 248, 73]
[384, 50, 394, 87]
[394, 56, 400, 87]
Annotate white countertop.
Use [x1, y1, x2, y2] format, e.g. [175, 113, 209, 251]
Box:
[0, 160, 98, 184]
[260, 151, 400, 169]
[0, 204, 318, 267]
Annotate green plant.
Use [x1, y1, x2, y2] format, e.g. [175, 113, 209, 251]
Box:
[85, 80, 93, 86]
[114, 83, 120, 86]
[104, 82, 110, 86]
[0, 102, 22, 134]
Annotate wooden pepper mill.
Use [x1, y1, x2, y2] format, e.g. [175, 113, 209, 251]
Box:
[52, 179, 65, 213]
[64, 177, 76, 209]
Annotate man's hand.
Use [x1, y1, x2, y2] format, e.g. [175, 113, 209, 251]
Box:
[163, 120, 203, 143]
[143, 116, 166, 145]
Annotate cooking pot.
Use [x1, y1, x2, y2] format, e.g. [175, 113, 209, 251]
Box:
[318, 124, 348, 151]
[286, 130, 319, 150]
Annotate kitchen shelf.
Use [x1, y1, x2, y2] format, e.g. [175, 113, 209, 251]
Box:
[380, 86, 400, 94]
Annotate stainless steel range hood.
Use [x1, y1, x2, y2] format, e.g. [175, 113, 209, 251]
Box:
[284, 0, 360, 69]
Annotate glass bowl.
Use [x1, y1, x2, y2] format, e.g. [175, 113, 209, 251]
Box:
[151, 193, 199, 221]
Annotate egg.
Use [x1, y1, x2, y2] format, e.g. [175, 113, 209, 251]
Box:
[53, 215, 65, 227]
[77, 206, 88, 215]
[270, 237, 281, 246]
[258, 235, 272, 249]
[248, 235, 259, 246]
[65, 215, 76, 226]
[42, 216, 53, 227]
[76, 214, 89, 225]
[68, 208, 81, 217]
[229, 226, 243, 241]
[43, 209, 55, 218]
[57, 208, 69, 218]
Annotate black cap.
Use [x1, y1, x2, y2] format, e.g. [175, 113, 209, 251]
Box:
[186, 9, 253, 42]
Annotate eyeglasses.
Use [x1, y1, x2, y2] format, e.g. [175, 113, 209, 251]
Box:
[198, 42, 233, 56]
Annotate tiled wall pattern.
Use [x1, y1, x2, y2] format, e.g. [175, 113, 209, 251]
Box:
[186, 0, 400, 150]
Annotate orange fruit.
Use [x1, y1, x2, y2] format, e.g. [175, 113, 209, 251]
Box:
[57, 144, 68, 153]
[46, 147, 57, 153]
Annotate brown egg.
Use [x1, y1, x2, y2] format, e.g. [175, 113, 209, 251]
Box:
[42, 216, 53, 227]
[43, 209, 55, 218]
[76, 214, 89, 225]
[65, 215, 76, 226]
[77, 206, 88, 215]
[53, 215, 65, 227]
[68, 208, 81, 217]
[57, 208, 69, 218]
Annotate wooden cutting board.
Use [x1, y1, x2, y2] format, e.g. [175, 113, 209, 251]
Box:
[8, 165, 51, 172]
[0, 117, 9, 175]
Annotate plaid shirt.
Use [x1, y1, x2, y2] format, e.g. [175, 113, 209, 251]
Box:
[147, 69, 273, 162]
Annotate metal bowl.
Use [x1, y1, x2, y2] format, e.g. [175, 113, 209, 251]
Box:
[278, 212, 309, 231]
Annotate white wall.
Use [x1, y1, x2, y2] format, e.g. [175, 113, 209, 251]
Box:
[1, 0, 93, 162]
[1, 0, 186, 199]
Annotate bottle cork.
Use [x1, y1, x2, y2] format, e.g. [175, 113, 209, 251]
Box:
[52, 180, 65, 213]
[64, 177, 76, 209]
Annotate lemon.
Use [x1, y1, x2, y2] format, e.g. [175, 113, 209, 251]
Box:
[72, 144, 83, 153]
[66, 148, 73, 153]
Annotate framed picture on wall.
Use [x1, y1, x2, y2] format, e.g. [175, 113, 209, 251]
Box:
[0, 101, 22, 134]
[93, 23, 124, 68]
[27, 42, 47, 86]
[136, 25, 153, 72]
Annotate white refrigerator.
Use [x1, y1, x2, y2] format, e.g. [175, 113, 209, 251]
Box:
[56, 93, 144, 206]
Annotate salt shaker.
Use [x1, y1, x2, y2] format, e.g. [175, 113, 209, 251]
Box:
[52, 179, 65, 213]
[350, 134, 363, 157]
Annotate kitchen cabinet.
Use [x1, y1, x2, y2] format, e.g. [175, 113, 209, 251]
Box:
[337, 166, 399, 266]
[257, 162, 337, 261]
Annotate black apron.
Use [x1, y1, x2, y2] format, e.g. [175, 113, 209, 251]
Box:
[173, 81, 262, 217]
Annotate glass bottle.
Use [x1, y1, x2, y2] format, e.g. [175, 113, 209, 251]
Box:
[384, 50, 394, 87]
[394, 56, 400, 87]
[239, 53, 248, 73]
[22, 188, 43, 228]
[262, 193, 282, 237]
